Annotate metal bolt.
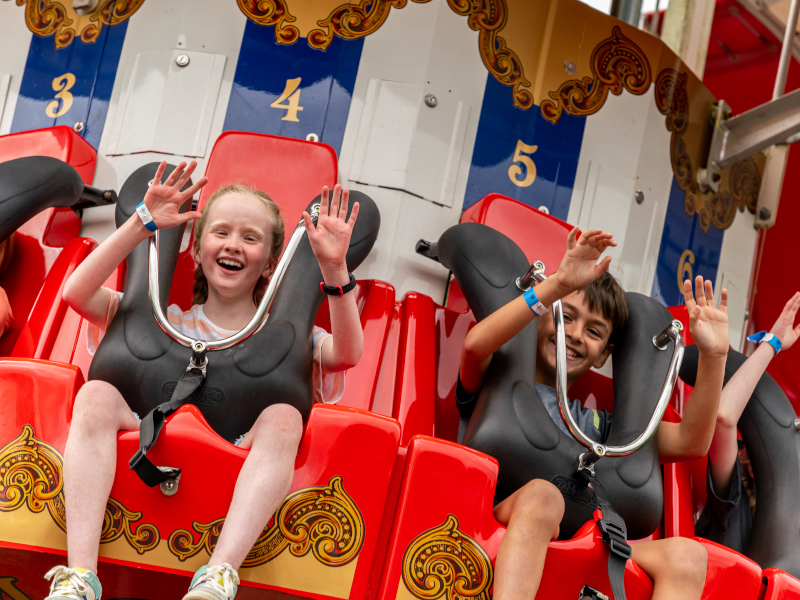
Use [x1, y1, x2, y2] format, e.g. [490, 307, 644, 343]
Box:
[635, 190, 645, 204]
[564, 61, 577, 74]
[537, 205, 550, 214]
[176, 54, 190, 67]
[73, 121, 85, 133]
[759, 207, 772, 221]
[424, 94, 438, 108]
[795, 417, 800, 432]
[306, 133, 319, 142]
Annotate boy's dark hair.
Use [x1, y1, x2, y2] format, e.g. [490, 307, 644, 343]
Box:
[580, 272, 628, 346]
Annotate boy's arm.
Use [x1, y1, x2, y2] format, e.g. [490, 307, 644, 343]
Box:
[657, 276, 729, 461]
[304, 185, 364, 374]
[63, 161, 205, 329]
[460, 227, 616, 394]
[708, 292, 800, 495]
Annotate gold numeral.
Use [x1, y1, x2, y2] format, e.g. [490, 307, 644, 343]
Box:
[678, 249, 695, 293]
[45, 73, 76, 118]
[508, 140, 538, 187]
[270, 77, 304, 122]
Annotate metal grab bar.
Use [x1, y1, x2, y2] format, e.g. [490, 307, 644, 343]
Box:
[530, 265, 684, 473]
[147, 203, 320, 353]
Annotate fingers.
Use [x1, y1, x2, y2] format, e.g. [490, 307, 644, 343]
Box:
[578, 229, 617, 249]
[320, 186, 329, 216]
[152, 161, 167, 186]
[331, 184, 342, 218]
[164, 161, 187, 187]
[595, 255, 612, 276]
[683, 278, 697, 314]
[302, 211, 316, 237]
[339, 188, 350, 220]
[704, 278, 715, 306]
[178, 211, 203, 224]
[182, 177, 209, 200]
[694, 275, 707, 307]
[719, 288, 728, 314]
[174, 160, 198, 191]
[566, 226, 579, 251]
[347, 201, 360, 228]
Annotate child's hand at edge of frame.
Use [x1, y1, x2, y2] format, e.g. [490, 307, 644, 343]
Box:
[768, 291, 800, 351]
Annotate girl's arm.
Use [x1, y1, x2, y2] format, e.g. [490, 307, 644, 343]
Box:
[708, 292, 800, 495]
[459, 227, 617, 394]
[63, 161, 206, 329]
[303, 185, 363, 373]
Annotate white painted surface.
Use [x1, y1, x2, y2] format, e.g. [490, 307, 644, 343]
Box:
[0, 4, 32, 135]
[84, 0, 247, 242]
[107, 49, 226, 158]
[568, 87, 674, 295]
[0, 75, 11, 128]
[339, 0, 487, 301]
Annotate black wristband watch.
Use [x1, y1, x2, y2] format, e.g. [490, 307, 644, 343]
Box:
[320, 272, 357, 296]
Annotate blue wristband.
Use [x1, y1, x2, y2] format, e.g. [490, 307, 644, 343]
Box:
[523, 287, 548, 316]
[135, 201, 157, 232]
[747, 330, 781, 355]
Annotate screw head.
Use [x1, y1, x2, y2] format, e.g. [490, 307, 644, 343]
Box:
[176, 54, 190, 67]
[537, 205, 550, 214]
[424, 94, 438, 108]
[564, 61, 577, 74]
[306, 133, 319, 142]
[759, 207, 772, 221]
[635, 189, 645, 204]
[73, 121, 85, 133]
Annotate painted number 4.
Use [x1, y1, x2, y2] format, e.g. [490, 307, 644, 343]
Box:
[508, 140, 538, 188]
[271, 77, 304, 122]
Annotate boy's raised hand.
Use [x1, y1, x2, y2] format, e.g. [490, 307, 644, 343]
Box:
[303, 184, 359, 272]
[141, 161, 206, 231]
[684, 275, 729, 357]
[769, 291, 800, 350]
[552, 227, 616, 294]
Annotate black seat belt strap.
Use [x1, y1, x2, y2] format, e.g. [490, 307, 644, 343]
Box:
[579, 471, 632, 600]
[129, 367, 205, 487]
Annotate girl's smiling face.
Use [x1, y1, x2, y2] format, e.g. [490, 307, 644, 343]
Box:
[194, 193, 275, 303]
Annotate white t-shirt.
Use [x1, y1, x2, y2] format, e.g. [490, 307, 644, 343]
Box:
[86, 291, 345, 405]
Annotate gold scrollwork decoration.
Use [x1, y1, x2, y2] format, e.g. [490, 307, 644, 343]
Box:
[655, 68, 694, 194]
[15, 0, 144, 49]
[168, 475, 364, 568]
[542, 26, 651, 124]
[0, 424, 66, 531]
[700, 157, 761, 232]
[402, 514, 494, 600]
[237, 0, 299, 45]
[100, 497, 160, 555]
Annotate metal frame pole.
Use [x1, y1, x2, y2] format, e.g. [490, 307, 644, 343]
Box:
[774, 0, 800, 99]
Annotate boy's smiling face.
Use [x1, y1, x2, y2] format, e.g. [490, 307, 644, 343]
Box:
[536, 289, 614, 388]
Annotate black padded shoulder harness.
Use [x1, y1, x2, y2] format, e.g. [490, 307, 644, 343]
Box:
[437, 223, 674, 540]
[88, 162, 380, 461]
[681, 346, 800, 577]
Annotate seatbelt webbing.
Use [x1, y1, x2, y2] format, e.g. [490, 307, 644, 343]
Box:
[129, 367, 205, 487]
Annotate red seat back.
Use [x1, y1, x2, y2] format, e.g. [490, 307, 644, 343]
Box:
[0, 126, 96, 185]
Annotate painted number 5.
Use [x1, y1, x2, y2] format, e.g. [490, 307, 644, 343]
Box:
[45, 73, 76, 118]
[271, 77, 304, 122]
[508, 140, 538, 188]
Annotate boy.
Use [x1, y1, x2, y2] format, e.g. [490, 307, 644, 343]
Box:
[458, 228, 730, 600]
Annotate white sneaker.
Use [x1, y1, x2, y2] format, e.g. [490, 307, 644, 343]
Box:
[44, 566, 102, 600]
[183, 564, 240, 600]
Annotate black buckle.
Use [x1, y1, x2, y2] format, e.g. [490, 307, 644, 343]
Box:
[608, 538, 633, 560]
[597, 514, 632, 560]
[129, 447, 147, 470]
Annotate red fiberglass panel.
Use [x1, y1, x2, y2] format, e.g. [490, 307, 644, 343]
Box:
[761, 568, 800, 599]
[168, 131, 338, 310]
[0, 126, 96, 185]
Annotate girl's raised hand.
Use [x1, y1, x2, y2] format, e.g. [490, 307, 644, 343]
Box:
[303, 184, 359, 272]
[684, 275, 729, 358]
[769, 291, 800, 351]
[141, 161, 206, 231]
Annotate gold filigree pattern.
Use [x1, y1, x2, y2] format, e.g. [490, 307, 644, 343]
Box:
[0, 425, 66, 531]
[701, 158, 761, 232]
[168, 475, 364, 568]
[655, 68, 694, 194]
[447, 0, 532, 109]
[402, 515, 493, 600]
[237, 0, 299, 45]
[541, 26, 651, 124]
[15, 0, 144, 49]
[100, 497, 160, 555]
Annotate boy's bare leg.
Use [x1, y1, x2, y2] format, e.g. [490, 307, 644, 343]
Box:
[492, 480, 565, 600]
[632, 538, 707, 600]
[65, 381, 140, 573]
[209, 404, 303, 569]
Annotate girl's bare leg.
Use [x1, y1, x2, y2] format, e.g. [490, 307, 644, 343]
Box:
[632, 538, 708, 600]
[492, 479, 565, 600]
[64, 381, 140, 572]
[209, 403, 303, 569]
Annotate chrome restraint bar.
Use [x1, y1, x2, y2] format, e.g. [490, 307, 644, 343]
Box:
[529, 263, 684, 474]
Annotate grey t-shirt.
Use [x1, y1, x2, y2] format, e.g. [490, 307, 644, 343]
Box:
[456, 379, 612, 444]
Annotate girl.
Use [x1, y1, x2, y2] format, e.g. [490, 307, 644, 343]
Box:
[49, 160, 364, 600]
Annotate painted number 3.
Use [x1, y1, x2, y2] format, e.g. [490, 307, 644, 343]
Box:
[271, 77, 304, 122]
[508, 140, 538, 187]
[45, 73, 76, 118]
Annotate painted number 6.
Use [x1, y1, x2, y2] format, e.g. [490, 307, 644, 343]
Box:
[508, 140, 538, 187]
[45, 73, 76, 118]
[678, 249, 695, 293]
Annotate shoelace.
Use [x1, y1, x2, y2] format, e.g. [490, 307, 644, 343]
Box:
[44, 566, 92, 600]
[197, 564, 240, 599]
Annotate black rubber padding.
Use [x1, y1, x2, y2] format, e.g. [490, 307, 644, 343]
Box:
[438, 222, 673, 540]
[680, 345, 800, 577]
[0, 156, 84, 241]
[88, 163, 380, 442]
